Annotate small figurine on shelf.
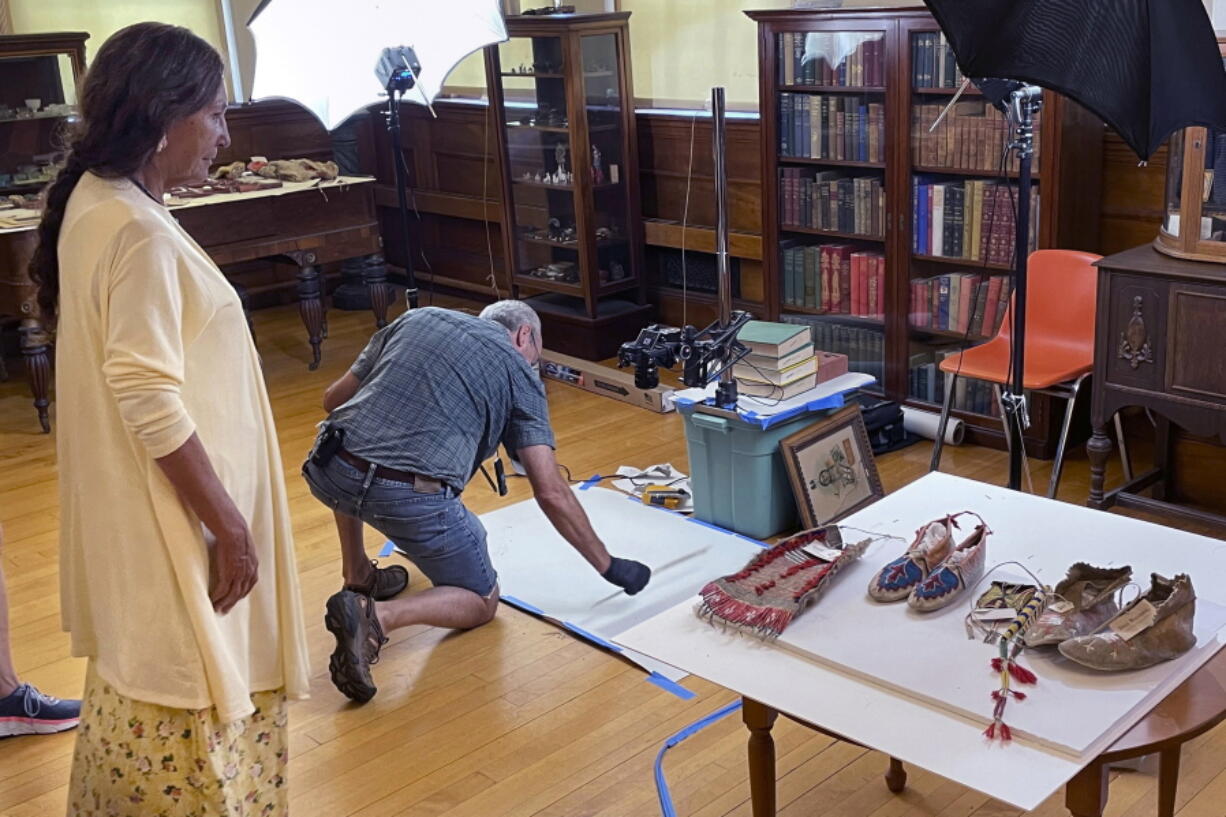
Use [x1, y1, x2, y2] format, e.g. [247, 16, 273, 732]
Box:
[591, 145, 604, 184]
[555, 142, 568, 180]
[610, 261, 626, 280]
[534, 170, 543, 183]
[546, 218, 564, 241]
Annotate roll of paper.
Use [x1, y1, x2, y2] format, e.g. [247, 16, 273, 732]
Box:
[902, 405, 965, 446]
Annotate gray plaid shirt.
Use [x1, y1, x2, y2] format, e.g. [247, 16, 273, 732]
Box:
[327, 307, 554, 491]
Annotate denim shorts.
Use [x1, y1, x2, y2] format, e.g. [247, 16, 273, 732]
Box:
[302, 455, 498, 597]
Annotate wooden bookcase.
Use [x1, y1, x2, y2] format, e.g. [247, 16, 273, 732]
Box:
[747, 8, 1103, 457]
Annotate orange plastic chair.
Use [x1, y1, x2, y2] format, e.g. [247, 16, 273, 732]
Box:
[929, 249, 1131, 497]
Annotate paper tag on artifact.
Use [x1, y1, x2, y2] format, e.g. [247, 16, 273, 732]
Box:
[1048, 600, 1074, 614]
[1110, 600, 1158, 641]
[972, 607, 1017, 621]
[802, 544, 845, 562]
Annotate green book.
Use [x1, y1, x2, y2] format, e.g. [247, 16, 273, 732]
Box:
[737, 321, 811, 358]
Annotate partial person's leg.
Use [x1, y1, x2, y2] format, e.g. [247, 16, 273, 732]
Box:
[0, 525, 79, 738]
[335, 509, 409, 599]
[336, 510, 371, 586]
[68, 661, 288, 816]
[0, 540, 18, 698]
[324, 497, 499, 702]
[375, 583, 499, 632]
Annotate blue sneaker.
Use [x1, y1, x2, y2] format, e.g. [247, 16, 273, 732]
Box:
[0, 683, 80, 738]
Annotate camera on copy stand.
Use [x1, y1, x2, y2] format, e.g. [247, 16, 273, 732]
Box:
[616, 311, 753, 406]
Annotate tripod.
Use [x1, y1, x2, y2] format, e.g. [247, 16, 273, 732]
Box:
[381, 49, 423, 310]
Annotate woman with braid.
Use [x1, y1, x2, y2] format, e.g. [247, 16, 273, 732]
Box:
[28, 23, 309, 815]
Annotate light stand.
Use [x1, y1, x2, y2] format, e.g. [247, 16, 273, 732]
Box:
[1002, 85, 1042, 491]
[930, 81, 1041, 491]
[379, 47, 423, 309]
[711, 86, 739, 408]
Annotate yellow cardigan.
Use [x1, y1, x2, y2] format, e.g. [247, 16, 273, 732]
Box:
[54, 172, 310, 722]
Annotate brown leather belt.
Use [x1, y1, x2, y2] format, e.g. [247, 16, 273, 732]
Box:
[337, 448, 444, 493]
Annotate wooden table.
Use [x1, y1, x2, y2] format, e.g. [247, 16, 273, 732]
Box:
[616, 473, 1226, 814]
[1087, 244, 1226, 528]
[0, 176, 386, 431]
[743, 648, 1226, 816]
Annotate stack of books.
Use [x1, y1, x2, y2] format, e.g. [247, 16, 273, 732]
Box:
[733, 321, 819, 400]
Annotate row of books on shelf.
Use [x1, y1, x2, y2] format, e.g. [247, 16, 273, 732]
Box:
[912, 178, 1039, 266]
[910, 272, 1013, 338]
[909, 350, 1003, 417]
[781, 243, 885, 318]
[910, 31, 964, 90]
[912, 101, 1040, 172]
[779, 93, 885, 163]
[777, 32, 885, 87]
[780, 169, 885, 237]
[779, 314, 886, 386]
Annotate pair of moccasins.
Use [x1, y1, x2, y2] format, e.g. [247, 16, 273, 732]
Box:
[867, 512, 988, 612]
[1027, 564, 1197, 672]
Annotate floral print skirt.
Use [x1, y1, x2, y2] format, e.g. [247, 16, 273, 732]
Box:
[68, 661, 289, 817]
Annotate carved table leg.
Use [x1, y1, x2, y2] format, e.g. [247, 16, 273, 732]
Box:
[1065, 760, 1108, 817]
[1087, 423, 1113, 507]
[19, 318, 51, 433]
[743, 699, 779, 817]
[1153, 416, 1173, 502]
[885, 757, 907, 793]
[364, 254, 392, 329]
[296, 264, 325, 370]
[1157, 747, 1181, 817]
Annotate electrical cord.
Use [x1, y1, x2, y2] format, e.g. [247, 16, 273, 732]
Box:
[681, 110, 697, 327]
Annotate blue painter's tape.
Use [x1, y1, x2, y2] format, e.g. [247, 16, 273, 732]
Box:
[646, 672, 697, 700]
[378, 541, 395, 558]
[500, 595, 546, 617]
[562, 621, 623, 652]
[579, 474, 602, 490]
[684, 515, 769, 548]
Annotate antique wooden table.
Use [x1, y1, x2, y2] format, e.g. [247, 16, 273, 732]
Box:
[1087, 245, 1226, 528]
[0, 176, 385, 431]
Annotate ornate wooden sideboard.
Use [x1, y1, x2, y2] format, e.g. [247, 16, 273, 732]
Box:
[1088, 244, 1226, 526]
[0, 177, 385, 432]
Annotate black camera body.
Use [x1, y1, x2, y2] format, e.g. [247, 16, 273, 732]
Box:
[617, 311, 753, 393]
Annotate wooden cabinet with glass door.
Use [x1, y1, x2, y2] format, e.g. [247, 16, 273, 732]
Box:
[485, 12, 649, 361]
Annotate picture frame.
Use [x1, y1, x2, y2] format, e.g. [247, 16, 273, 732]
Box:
[779, 404, 884, 528]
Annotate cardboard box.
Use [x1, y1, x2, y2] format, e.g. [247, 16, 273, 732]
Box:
[815, 351, 850, 383]
[540, 350, 675, 413]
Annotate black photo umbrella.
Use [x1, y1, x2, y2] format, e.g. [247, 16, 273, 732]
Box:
[923, 0, 1226, 160]
[923, 0, 1226, 491]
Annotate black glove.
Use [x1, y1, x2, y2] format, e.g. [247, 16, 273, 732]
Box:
[602, 557, 651, 596]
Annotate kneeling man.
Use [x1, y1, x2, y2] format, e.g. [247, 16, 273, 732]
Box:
[303, 300, 650, 702]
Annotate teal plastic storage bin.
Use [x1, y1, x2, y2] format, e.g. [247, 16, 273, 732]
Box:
[680, 403, 828, 540]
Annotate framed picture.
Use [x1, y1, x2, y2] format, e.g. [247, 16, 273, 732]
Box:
[779, 404, 884, 528]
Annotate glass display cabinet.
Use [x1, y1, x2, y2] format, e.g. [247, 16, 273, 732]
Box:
[1155, 126, 1226, 262]
[0, 33, 88, 433]
[485, 12, 649, 361]
[0, 33, 87, 203]
[1154, 44, 1226, 263]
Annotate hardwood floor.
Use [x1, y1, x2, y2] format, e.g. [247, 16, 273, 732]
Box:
[0, 295, 1222, 816]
